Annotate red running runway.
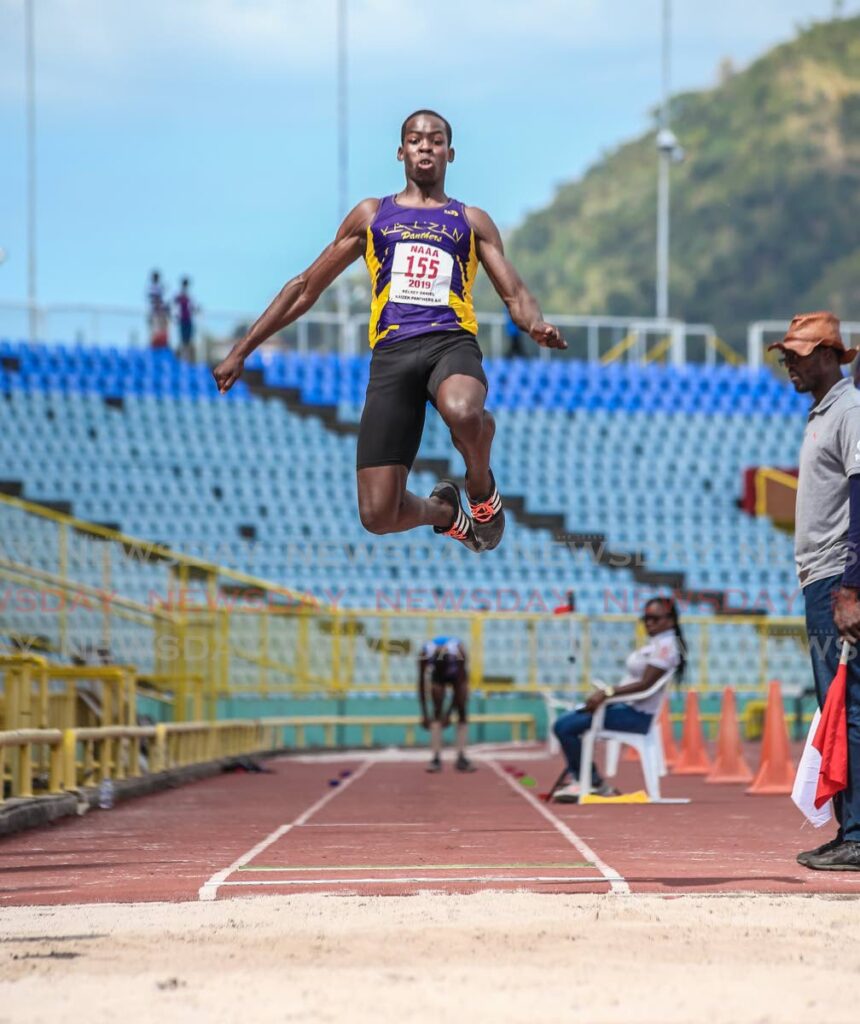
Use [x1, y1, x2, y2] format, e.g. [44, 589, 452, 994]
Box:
[1, 749, 858, 906]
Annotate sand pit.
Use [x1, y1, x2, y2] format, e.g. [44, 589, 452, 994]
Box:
[1, 892, 858, 1024]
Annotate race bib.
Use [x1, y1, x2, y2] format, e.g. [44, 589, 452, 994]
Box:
[389, 242, 453, 306]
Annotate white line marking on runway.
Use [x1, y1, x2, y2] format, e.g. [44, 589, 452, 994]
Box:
[197, 759, 373, 902]
[298, 821, 439, 827]
[217, 875, 604, 887]
[486, 759, 631, 895]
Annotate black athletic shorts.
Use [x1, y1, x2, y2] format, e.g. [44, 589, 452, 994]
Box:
[356, 330, 488, 470]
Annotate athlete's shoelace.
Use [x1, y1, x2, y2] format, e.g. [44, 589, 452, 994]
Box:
[470, 489, 501, 524]
[470, 500, 497, 523]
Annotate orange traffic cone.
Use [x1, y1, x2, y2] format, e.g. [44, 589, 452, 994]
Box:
[660, 701, 679, 769]
[673, 691, 713, 774]
[706, 687, 753, 784]
[746, 680, 795, 795]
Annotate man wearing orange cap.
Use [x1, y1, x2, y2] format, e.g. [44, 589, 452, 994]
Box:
[770, 312, 860, 871]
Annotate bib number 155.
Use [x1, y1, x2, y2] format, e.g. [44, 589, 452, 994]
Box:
[404, 254, 439, 280]
[390, 243, 453, 307]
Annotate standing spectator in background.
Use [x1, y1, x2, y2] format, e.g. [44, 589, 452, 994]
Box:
[147, 270, 169, 348]
[769, 312, 860, 871]
[505, 307, 526, 357]
[147, 269, 164, 313]
[151, 299, 170, 349]
[147, 270, 165, 346]
[174, 277, 198, 360]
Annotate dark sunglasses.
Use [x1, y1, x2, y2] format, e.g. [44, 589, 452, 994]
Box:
[777, 348, 820, 367]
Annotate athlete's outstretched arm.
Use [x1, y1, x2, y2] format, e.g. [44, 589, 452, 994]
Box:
[466, 206, 566, 350]
[213, 198, 379, 393]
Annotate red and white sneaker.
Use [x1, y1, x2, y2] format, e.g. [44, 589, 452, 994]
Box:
[431, 480, 482, 553]
[468, 472, 505, 551]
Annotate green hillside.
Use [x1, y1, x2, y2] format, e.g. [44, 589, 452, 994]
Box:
[490, 16, 860, 346]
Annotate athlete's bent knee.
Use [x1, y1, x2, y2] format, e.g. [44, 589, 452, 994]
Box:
[443, 400, 484, 443]
[358, 500, 394, 535]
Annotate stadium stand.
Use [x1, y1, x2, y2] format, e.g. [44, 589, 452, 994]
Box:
[0, 339, 812, 691]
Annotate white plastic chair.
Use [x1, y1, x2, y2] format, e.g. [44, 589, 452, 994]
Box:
[578, 669, 684, 803]
[542, 685, 607, 757]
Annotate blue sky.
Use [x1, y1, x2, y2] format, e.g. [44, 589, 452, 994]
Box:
[0, 0, 856, 318]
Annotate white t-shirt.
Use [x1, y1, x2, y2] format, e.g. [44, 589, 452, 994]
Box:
[619, 629, 680, 715]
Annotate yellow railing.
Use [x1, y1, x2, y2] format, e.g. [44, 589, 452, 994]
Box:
[1, 710, 541, 805]
[264, 713, 537, 749]
[600, 331, 638, 364]
[0, 654, 205, 736]
[598, 331, 744, 366]
[3, 603, 811, 702]
[0, 492, 323, 684]
[0, 491, 320, 608]
[191, 606, 810, 696]
[0, 728, 64, 799]
[643, 336, 672, 364]
[1, 492, 813, 700]
[0, 720, 273, 803]
[710, 335, 745, 366]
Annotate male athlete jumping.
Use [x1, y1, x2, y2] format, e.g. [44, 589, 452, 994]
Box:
[214, 110, 566, 551]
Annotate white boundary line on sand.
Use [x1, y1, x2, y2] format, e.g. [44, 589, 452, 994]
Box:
[486, 759, 631, 895]
[217, 875, 605, 888]
[197, 759, 373, 902]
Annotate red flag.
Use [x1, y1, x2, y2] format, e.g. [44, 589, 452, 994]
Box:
[811, 643, 850, 809]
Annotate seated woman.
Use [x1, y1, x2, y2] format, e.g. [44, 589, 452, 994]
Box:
[552, 597, 685, 802]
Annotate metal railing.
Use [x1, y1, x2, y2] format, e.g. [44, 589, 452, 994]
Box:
[0, 711, 542, 804]
[207, 605, 810, 696]
[1, 495, 813, 705]
[0, 491, 322, 707]
[750, 319, 860, 371]
[1, 299, 752, 364]
[0, 720, 271, 803]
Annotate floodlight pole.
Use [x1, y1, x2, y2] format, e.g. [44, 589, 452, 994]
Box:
[336, 0, 350, 352]
[25, 0, 38, 343]
[655, 0, 671, 322]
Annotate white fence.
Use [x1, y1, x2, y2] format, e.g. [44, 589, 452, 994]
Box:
[0, 298, 816, 367]
[748, 320, 860, 370]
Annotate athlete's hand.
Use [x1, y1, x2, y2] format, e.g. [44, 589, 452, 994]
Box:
[529, 321, 567, 350]
[213, 350, 245, 394]
[420, 715, 431, 730]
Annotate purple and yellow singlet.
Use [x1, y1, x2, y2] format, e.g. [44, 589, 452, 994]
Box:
[364, 195, 479, 348]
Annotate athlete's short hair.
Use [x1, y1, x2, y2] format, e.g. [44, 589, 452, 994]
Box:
[400, 110, 453, 146]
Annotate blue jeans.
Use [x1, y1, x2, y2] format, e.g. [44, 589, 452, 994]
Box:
[553, 703, 653, 786]
[803, 574, 860, 842]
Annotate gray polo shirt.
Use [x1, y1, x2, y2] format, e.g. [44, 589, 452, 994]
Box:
[795, 376, 860, 588]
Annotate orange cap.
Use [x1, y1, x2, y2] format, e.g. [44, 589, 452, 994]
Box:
[767, 311, 857, 365]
